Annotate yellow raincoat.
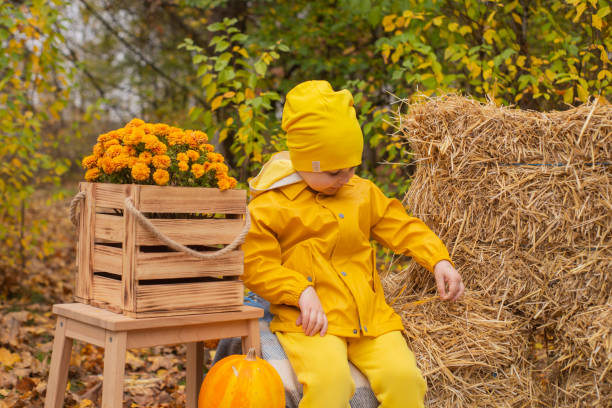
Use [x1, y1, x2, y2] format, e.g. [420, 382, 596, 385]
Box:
[242, 153, 451, 338]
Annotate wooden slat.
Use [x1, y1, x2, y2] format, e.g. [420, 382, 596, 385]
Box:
[136, 218, 245, 246]
[138, 185, 246, 214]
[64, 320, 106, 347]
[122, 184, 139, 313]
[125, 319, 248, 346]
[92, 275, 122, 309]
[136, 250, 243, 280]
[76, 182, 96, 303]
[93, 182, 129, 209]
[136, 280, 243, 312]
[52, 303, 263, 331]
[93, 245, 123, 275]
[95, 213, 123, 243]
[123, 305, 243, 319]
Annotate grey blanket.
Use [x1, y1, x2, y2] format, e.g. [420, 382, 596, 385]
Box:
[212, 294, 378, 407]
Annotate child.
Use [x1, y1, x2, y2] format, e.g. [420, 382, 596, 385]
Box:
[241, 80, 464, 408]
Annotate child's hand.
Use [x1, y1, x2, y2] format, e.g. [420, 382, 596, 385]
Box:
[433, 260, 464, 301]
[296, 286, 328, 336]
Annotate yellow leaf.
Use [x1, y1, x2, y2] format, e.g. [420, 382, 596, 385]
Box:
[512, 12, 522, 24]
[225, 117, 234, 126]
[545, 69, 556, 81]
[245, 88, 255, 100]
[0, 348, 20, 367]
[592, 14, 602, 30]
[516, 55, 526, 67]
[223, 91, 235, 98]
[448, 22, 459, 32]
[218, 128, 229, 142]
[211, 95, 224, 111]
[391, 43, 403, 64]
[382, 46, 391, 64]
[483, 29, 496, 44]
[459, 25, 472, 35]
[201, 74, 213, 87]
[382, 15, 396, 32]
[416, 61, 432, 70]
[597, 70, 611, 81]
[573, 3, 587, 22]
[237, 47, 249, 58]
[563, 88, 574, 104]
[576, 84, 589, 101]
[432, 16, 444, 26]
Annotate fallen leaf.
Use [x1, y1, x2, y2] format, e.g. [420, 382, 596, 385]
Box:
[16, 377, 35, 393]
[0, 347, 21, 367]
[126, 351, 145, 370]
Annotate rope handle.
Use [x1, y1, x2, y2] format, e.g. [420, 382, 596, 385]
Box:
[68, 191, 251, 259]
[124, 197, 250, 259]
[69, 191, 87, 227]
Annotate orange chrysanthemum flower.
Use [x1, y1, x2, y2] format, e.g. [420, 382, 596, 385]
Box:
[153, 169, 170, 185]
[93, 143, 104, 157]
[105, 144, 123, 158]
[152, 155, 171, 169]
[151, 141, 168, 155]
[124, 127, 144, 145]
[178, 161, 189, 172]
[138, 151, 153, 165]
[126, 118, 145, 127]
[112, 155, 130, 171]
[207, 152, 225, 163]
[143, 134, 159, 150]
[186, 149, 200, 161]
[191, 163, 205, 178]
[131, 162, 150, 181]
[85, 168, 100, 181]
[82, 155, 97, 169]
[199, 144, 215, 153]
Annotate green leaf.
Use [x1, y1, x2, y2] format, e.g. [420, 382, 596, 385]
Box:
[218, 67, 236, 83]
[254, 60, 267, 76]
[207, 22, 225, 32]
[214, 40, 230, 52]
[231, 33, 248, 43]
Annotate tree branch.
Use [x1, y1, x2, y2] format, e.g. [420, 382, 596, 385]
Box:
[78, 0, 207, 106]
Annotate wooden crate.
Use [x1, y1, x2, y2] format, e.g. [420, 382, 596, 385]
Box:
[75, 182, 246, 318]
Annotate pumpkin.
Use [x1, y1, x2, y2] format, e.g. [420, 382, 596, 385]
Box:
[198, 347, 285, 408]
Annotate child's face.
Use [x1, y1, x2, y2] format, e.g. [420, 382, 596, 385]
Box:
[298, 167, 356, 195]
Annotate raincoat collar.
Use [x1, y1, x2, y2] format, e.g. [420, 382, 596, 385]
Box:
[249, 151, 303, 199]
[249, 150, 356, 201]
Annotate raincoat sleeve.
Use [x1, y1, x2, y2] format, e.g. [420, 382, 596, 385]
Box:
[368, 181, 452, 272]
[241, 200, 313, 307]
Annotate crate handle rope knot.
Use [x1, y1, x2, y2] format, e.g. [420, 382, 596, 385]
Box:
[69, 192, 251, 259]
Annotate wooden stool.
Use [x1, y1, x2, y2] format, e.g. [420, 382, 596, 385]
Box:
[44, 303, 263, 408]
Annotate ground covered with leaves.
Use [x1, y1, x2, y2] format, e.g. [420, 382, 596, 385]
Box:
[0, 193, 206, 407]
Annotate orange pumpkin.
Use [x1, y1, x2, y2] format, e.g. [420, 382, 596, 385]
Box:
[198, 347, 285, 408]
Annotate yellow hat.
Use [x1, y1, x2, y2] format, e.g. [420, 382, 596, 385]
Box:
[282, 80, 363, 172]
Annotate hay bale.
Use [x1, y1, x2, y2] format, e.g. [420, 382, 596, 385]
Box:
[385, 95, 611, 406]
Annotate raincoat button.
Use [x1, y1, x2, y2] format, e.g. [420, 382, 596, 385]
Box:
[307, 276, 312, 282]
[339, 213, 345, 219]
[341, 271, 347, 276]
[364, 326, 368, 332]
[353, 329, 358, 334]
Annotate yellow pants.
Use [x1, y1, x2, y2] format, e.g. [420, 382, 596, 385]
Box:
[276, 330, 426, 408]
